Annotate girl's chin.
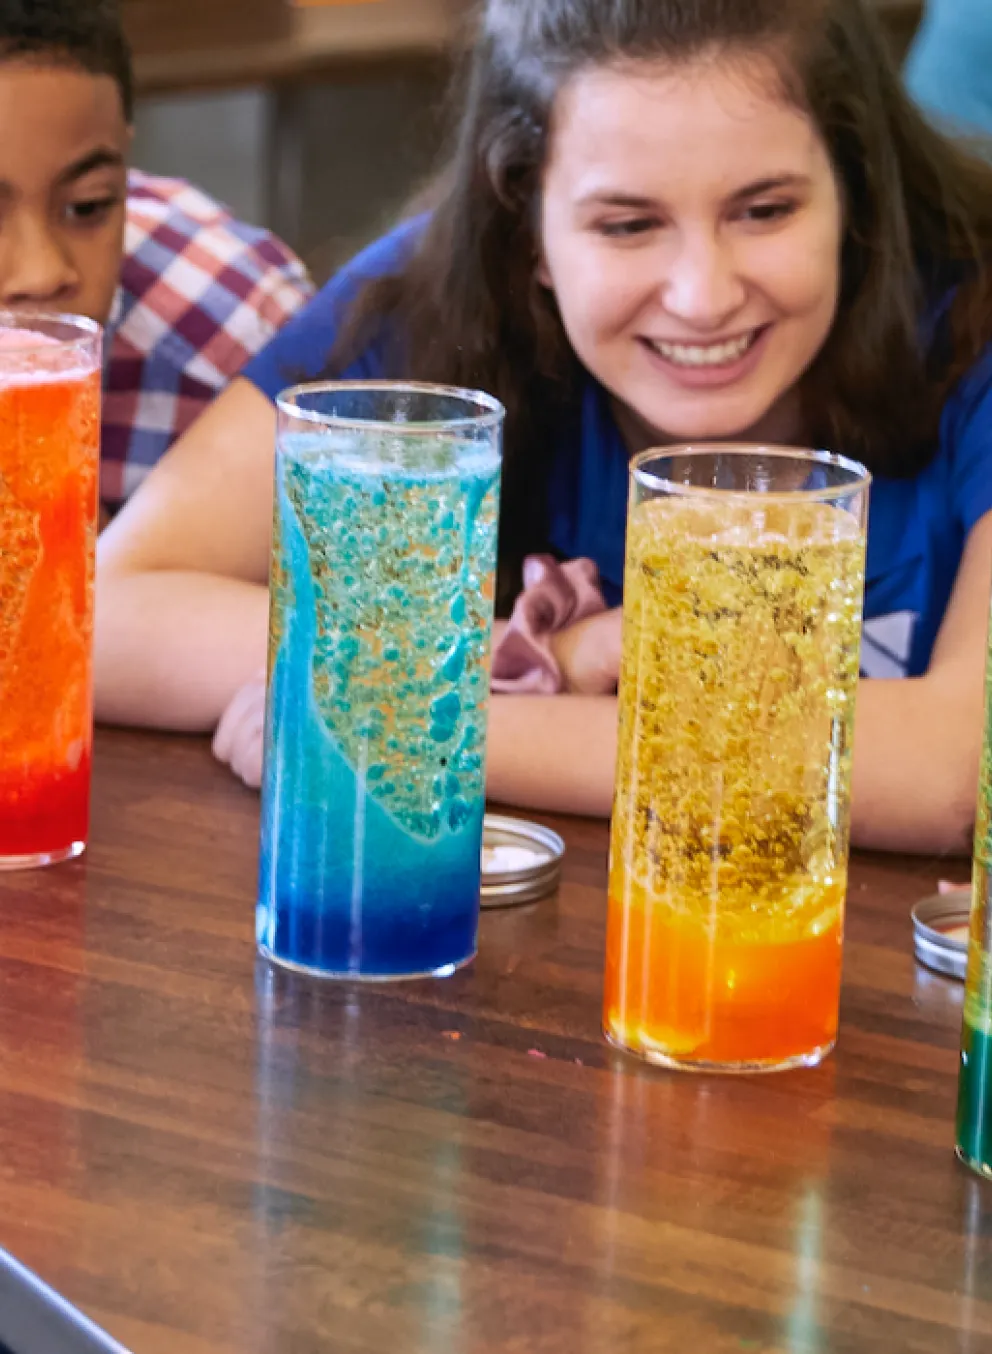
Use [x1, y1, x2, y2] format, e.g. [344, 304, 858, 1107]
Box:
[621, 406, 776, 449]
[615, 382, 795, 450]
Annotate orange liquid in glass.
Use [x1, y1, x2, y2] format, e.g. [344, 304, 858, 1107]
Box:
[0, 364, 100, 860]
[604, 878, 844, 1067]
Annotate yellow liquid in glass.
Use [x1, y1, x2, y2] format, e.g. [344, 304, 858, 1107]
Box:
[606, 495, 865, 1066]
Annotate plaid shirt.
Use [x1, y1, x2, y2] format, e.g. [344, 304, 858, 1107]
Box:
[101, 170, 313, 508]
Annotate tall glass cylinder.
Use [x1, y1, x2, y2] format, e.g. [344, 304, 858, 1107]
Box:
[956, 613, 992, 1178]
[258, 381, 504, 980]
[605, 445, 870, 1072]
[0, 313, 102, 870]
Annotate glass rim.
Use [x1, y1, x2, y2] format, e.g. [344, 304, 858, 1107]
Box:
[631, 443, 871, 503]
[276, 379, 506, 434]
[0, 309, 103, 351]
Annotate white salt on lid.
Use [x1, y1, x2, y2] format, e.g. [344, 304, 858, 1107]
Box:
[480, 814, 564, 908]
[482, 843, 545, 873]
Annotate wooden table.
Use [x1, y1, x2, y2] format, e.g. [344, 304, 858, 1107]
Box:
[0, 729, 988, 1353]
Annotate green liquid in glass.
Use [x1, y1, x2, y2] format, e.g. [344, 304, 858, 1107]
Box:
[957, 667, 992, 1177]
[957, 1017, 992, 1180]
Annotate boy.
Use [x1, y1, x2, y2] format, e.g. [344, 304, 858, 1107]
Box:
[0, 0, 312, 511]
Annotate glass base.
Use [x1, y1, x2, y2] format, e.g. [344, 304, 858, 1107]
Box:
[955, 1146, 992, 1181]
[258, 943, 476, 983]
[0, 840, 85, 872]
[604, 1028, 835, 1074]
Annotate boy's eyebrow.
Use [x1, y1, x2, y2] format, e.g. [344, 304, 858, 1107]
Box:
[55, 148, 126, 187]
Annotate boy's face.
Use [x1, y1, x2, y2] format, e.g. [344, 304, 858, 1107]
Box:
[0, 61, 129, 327]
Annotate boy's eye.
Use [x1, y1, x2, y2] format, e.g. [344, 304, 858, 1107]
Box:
[63, 197, 119, 225]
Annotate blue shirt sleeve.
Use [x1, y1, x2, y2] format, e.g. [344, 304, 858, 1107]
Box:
[240, 217, 424, 401]
[864, 342, 992, 677]
[947, 345, 992, 537]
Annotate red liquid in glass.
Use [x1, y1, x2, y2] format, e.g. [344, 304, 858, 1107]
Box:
[0, 360, 100, 861]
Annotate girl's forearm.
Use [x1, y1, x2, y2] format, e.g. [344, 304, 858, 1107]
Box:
[849, 676, 981, 856]
[485, 694, 618, 816]
[485, 676, 982, 859]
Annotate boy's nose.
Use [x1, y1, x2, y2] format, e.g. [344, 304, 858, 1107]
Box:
[0, 215, 79, 308]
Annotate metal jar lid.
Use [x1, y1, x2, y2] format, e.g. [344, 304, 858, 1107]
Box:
[480, 813, 565, 908]
[911, 892, 971, 981]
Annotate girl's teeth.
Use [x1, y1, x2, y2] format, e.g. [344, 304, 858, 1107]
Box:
[650, 333, 755, 366]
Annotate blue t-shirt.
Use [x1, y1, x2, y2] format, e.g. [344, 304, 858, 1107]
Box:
[243, 221, 992, 681]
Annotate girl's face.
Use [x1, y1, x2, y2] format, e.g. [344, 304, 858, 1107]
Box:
[538, 53, 843, 445]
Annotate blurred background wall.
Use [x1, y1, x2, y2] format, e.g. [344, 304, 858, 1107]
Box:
[122, 0, 923, 285]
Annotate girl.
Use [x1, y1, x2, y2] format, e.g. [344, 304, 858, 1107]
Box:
[95, 0, 992, 854]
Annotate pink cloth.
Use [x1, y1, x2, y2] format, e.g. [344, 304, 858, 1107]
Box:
[491, 555, 607, 694]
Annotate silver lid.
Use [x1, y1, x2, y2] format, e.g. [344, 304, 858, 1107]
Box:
[480, 813, 565, 907]
[911, 892, 970, 981]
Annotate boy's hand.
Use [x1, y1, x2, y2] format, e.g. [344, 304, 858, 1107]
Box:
[213, 672, 267, 788]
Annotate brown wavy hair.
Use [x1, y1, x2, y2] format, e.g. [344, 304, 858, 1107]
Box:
[331, 0, 992, 598]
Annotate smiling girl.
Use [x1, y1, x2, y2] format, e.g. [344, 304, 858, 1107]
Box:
[96, 0, 992, 854]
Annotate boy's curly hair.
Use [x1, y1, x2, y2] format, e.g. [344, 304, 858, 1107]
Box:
[0, 0, 133, 119]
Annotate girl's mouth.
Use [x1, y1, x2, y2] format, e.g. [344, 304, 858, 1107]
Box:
[642, 327, 765, 368]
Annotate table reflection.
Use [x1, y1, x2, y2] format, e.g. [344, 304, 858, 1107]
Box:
[253, 962, 468, 1354]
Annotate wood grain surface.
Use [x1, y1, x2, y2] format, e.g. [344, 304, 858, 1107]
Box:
[0, 728, 988, 1354]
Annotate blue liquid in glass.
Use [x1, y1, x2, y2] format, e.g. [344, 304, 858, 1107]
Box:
[258, 430, 500, 978]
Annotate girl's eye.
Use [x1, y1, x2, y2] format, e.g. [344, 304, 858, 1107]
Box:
[739, 200, 798, 224]
[64, 198, 119, 226]
[597, 218, 659, 239]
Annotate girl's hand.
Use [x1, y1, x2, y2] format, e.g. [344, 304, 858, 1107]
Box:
[212, 672, 267, 788]
[491, 555, 607, 694]
[551, 607, 624, 695]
